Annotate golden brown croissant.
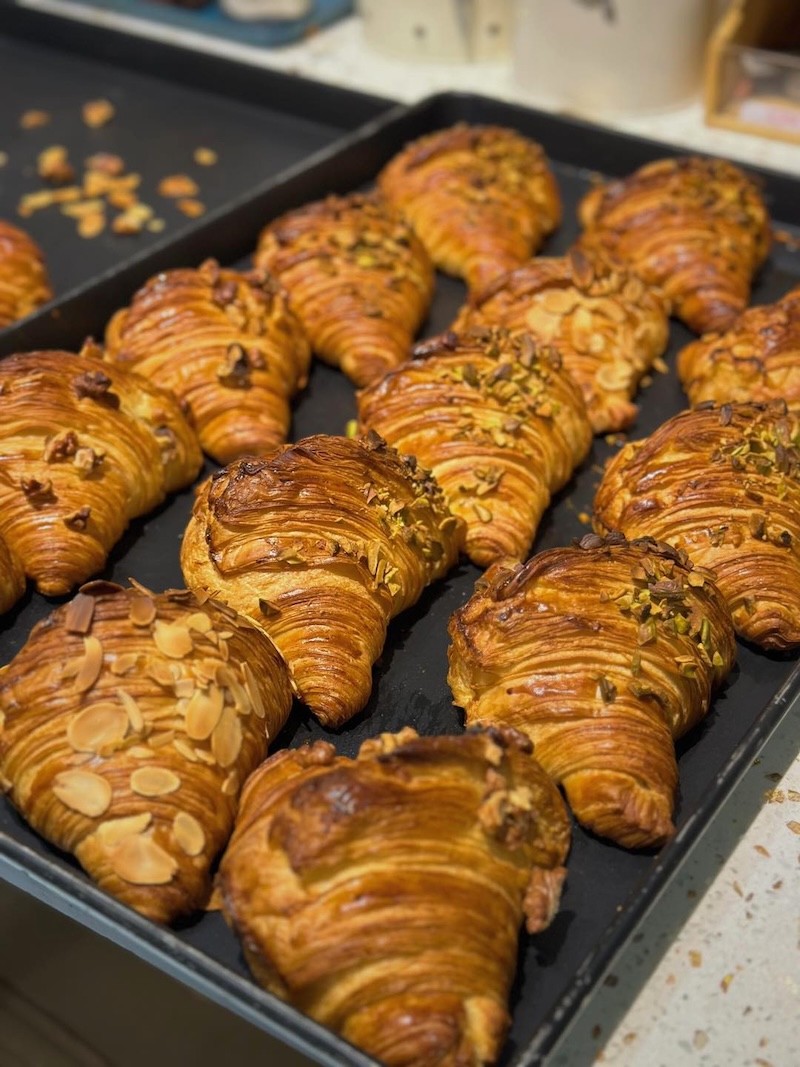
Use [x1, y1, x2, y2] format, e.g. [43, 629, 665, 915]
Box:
[254, 193, 433, 387]
[678, 285, 800, 407]
[594, 401, 800, 649]
[0, 220, 52, 328]
[453, 248, 670, 433]
[448, 535, 736, 848]
[357, 328, 591, 567]
[219, 726, 571, 1067]
[0, 533, 25, 615]
[181, 433, 464, 727]
[0, 581, 292, 923]
[104, 259, 310, 465]
[0, 346, 202, 597]
[378, 124, 561, 294]
[578, 157, 770, 334]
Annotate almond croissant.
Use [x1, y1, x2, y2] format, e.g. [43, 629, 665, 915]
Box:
[219, 726, 571, 1067]
[449, 535, 736, 849]
[0, 534, 25, 615]
[578, 157, 770, 334]
[453, 248, 669, 433]
[104, 259, 310, 464]
[594, 401, 800, 650]
[0, 346, 202, 597]
[254, 193, 434, 387]
[181, 433, 464, 727]
[0, 220, 52, 328]
[357, 328, 591, 567]
[378, 123, 561, 294]
[0, 581, 292, 923]
[678, 285, 800, 408]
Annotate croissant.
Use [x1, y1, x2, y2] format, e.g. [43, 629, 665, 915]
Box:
[378, 124, 561, 294]
[452, 248, 670, 433]
[219, 726, 571, 1067]
[0, 534, 25, 615]
[578, 157, 770, 334]
[181, 433, 464, 727]
[0, 220, 52, 328]
[594, 401, 800, 649]
[104, 259, 310, 464]
[254, 193, 434, 387]
[678, 285, 800, 407]
[0, 581, 292, 923]
[448, 535, 736, 848]
[357, 328, 591, 567]
[0, 346, 202, 598]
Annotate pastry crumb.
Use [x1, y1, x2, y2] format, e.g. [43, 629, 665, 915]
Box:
[194, 147, 218, 166]
[20, 109, 50, 129]
[158, 174, 199, 198]
[177, 198, 205, 218]
[82, 99, 115, 128]
[37, 145, 75, 185]
[78, 211, 106, 239]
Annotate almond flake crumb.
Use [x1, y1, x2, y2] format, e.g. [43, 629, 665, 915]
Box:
[177, 197, 205, 218]
[754, 843, 771, 857]
[693, 1031, 708, 1050]
[689, 949, 702, 967]
[83, 99, 115, 128]
[763, 788, 785, 803]
[20, 109, 50, 129]
[720, 972, 735, 992]
[158, 174, 199, 198]
[193, 147, 217, 166]
[787, 820, 800, 835]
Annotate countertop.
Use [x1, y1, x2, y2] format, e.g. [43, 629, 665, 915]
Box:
[8, 5, 800, 1066]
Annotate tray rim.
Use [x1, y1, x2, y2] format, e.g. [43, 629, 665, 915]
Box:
[2, 86, 800, 1067]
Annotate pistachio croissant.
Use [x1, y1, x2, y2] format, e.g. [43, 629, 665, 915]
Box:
[0, 220, 52, 328]
[453, 248, 669, 433]
[181, 433, 464, 727]
[254, 193, 434, 387]
[579, 157, 770, 334]
[594, 401, 800, 649]
[0, 346, 202, 597]
[104, 258, 310, 464]
[0, 534, 25, 615]
[0, 581, 292, 923]
[678, 285, 800, 408]
[357, 328, 591, 567]
[219, 726, 570, 1067]
[449, 535, 736, 848]
[378, 124, 561, 294]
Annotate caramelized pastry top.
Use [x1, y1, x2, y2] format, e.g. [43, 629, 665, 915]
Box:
[0, 219, 52, 328]
[0, 533, 25, 616]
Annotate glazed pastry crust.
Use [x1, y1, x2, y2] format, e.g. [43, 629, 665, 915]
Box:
[0, 220, 52, 328]
[219, 726, 570, 1067]
[181, 433, 464, 727]
[594, 401, 800, 649]
[453, 248, 670, 433]
[254, 193, 434, 387]
[0, 534, 25, 615]
[448, 535, 736, 848]
[0, 347, 202, 597]
[579, 157, 770, 334]
[678, 285, 800, 407]
[357, 328, 591, 567]
[105, 259, 310, 464]
[378, 124, 561, 294]
[0, 581, 292, 923]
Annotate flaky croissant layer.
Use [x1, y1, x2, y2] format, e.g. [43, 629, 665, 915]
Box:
[0, 581, 292, 922]
[181, 432, 464, 727]
[105, 258, 311, 464]
[0, 220, 52, 328]
[219, 726, 570, 1067]
[449, 535, 736, 848]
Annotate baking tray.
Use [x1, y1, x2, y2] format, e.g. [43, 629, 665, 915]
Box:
[2, 90, 800, 1067]
[0, 4, 389, 314]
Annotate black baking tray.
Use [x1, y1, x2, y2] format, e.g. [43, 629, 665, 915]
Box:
[0, 4, 389, 310]
[2, 90, 800, 1067]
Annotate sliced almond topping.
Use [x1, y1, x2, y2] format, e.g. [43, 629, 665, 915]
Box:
[74, 636, 104, 692]
[116, 689, 144, 733]
[153, 621, 193, 659]
[129, 595, 156, 627]
[185, 685, 224, 740]
[241, 662, 266, 719]
[148, 660, 177, 688]
[64, 593, 96, 635]
[185, 611, 212, 634]
[67, 703, 128, 753]
[53, 769, 111, 817]
[221, 771, 239, 797]
[149, 730, 175, 748]
[174, 678, 195, 700]
[110, 652, 139, 676]
[109, 834, 177, 885]
[95, 812, 152, 848]
[211, 706, 242, 768]
[173, 738, 199, 763]
[172, 812, 205, 856]
[130, 766, 181, 797]
[129, 745, 154, 759]
[193, 747, 216, 766]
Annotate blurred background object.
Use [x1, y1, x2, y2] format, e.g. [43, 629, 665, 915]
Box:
[512, 0, 714, 117]
[357, 0, 511, 63]
[221, 0, 311, 20]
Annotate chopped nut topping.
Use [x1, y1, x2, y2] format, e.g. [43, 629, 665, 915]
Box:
[64, 506, 91, 532]
[73, 370, 119, 406]
[20, 476, 55, 504]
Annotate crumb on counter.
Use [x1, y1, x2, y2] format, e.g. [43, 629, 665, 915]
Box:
[158, 174, 199, 198]
[20, 109, 50, 129]
[177, 198, 205, 218]
[82, 99, 115, 128]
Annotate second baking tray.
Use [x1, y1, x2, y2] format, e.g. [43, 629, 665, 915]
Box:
[2, 90, 800, 1067]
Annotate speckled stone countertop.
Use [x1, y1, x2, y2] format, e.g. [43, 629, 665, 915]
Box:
[13, 5, 800, 1066]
